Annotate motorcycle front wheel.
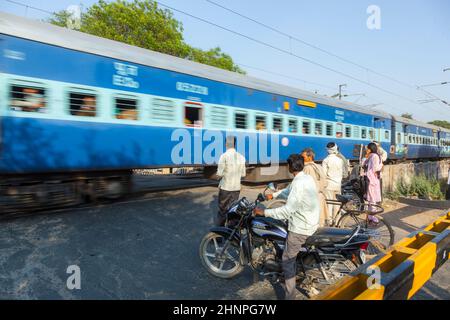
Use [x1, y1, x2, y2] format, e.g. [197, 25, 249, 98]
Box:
[199, 232, 244, 279]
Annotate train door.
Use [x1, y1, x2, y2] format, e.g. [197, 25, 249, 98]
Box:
[396, 122, 407, 158]
[373, 117, 385, 142]
[184, 101, 203, 127]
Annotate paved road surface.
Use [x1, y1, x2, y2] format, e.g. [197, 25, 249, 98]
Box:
[0, 183, 448, 299]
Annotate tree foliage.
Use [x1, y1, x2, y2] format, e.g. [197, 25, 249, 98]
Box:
[428, 120, 450, 129]
[47, 0, 245, 74]
[401, 113, 413, 119]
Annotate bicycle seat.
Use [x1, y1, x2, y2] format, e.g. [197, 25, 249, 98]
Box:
[304, 227, 354, 247]
[335, 194, 353, 204]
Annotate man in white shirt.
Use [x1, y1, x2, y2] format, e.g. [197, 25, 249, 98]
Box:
[255, 154, 319, 300]
[322, 142, 344, 224]
[216, 136, 246, 226]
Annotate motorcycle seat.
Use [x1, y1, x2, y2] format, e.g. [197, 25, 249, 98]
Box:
[305, 227, 354, 247]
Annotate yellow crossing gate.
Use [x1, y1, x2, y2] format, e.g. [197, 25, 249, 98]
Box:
[314, 211, 450, 300]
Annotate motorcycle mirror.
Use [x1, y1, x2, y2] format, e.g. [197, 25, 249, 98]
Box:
[267, 182, 277, 192]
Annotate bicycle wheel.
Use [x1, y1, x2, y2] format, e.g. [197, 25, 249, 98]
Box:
[362, 215, 395, 255]
[337, 214, 395, 255]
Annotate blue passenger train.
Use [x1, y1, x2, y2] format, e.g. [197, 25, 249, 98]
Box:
[0, 12, 449, 206]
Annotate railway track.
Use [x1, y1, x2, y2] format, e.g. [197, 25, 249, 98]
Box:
[0, 174, 218, 220]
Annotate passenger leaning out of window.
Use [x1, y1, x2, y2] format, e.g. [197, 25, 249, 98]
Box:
[77, 96, 96, 117]
[12, 88, 44, 112]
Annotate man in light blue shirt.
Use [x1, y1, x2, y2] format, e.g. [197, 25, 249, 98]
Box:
[255, 154, 319, 299]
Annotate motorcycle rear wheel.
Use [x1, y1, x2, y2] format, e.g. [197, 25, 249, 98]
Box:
[199, 232, 244, 279]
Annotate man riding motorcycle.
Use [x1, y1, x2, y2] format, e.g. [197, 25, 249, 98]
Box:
[254, 154, 320, 300]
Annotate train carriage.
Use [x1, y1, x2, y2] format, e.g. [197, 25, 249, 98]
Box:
[0, 12, 448, 207]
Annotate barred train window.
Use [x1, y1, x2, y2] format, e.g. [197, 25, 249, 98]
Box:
[314, 122, 323, 135]
[151, 98, 174, 123]
[361, 128, 367, 139]
[10, 85, 46, 113]
[385, 130, 389, 140]
[235, 112, 247, 129]
[116, 97, 138, 120]
[326, 123, 333, 136]
[345, 125, 352, 138]
[336, 123, 343, 138]
[69, 92, 97, 117]
[369, 129, 374, 140]
[273, 117, 283, 132]
[302, 120, 311, 134]
[255, 114, 267, 131]
[288, 119, 298, 133]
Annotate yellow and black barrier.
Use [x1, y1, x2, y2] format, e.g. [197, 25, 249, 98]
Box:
[314, 211, 450, 300]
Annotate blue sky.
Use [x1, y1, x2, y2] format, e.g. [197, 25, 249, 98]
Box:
[1, 0, 450, 122]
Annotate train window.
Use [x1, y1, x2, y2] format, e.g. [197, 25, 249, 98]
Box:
[116, 97, 138, 120]
[345, 125, 352, 138]
[326, 123, 334, 136]
[10, 84, 46, 113]
[288, 118, 298, 133]
[255, 114, 267, 131]
[369, 129, 374, 140]
[69, 92, 97, 117]
[184, 105, 203, 127]
[396, 133, 401, 144]
[302, 120, 311, 134]
[408, 135, 412, 143]
[336, 123, 343, 138]
[210, 106, 228, 128]
[385, 130, 389, 140]
[361, 128, 367, 139]
[353, 126, 360, 138]
[151, 98, 175, 123]
[235, 112, 247, 129]
[314, 122, 323, 135]
[273, 117, 283, 132]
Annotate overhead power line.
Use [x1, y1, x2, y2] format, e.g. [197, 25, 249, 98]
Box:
[205, 0, 450, 109]
[155, 1, 432, 106]
[4, 0, 53, 14]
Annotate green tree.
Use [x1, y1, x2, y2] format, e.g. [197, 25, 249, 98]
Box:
[428, 120, 450, 129]
[401, 113, 414, 119]
[47, 0, 244, 74]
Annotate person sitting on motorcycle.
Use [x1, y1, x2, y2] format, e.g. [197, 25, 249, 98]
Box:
[254, 154, 320, 300]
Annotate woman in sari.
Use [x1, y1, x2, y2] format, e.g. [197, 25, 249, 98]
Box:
[363, 143, 383, 222]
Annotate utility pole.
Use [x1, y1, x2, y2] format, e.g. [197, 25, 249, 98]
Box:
[338, 84, 347, 100]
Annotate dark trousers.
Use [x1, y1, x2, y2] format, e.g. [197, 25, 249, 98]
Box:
[216, 188, 240, 226]
[282, 232, 309, 300]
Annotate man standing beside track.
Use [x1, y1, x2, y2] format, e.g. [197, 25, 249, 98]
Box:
[215, 136, 246, 226]
[322, 142, 344, 224]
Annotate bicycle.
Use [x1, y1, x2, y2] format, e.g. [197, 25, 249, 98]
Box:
[266, 194, 395, 255]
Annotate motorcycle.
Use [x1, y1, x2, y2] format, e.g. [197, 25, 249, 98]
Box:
[199, 183, 371, 296]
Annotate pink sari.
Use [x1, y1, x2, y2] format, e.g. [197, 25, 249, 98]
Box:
[365, 153, 382, 205]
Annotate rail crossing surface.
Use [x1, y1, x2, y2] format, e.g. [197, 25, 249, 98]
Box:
[0, 180, 448, 299]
